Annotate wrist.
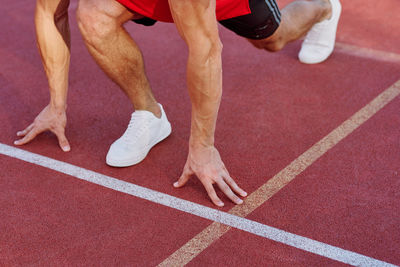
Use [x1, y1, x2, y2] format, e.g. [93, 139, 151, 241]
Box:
[49, 99, 67, 111]
[189, 137, 214, 151]
[49, 90, 67, 111]
[189, 112, 217, 150]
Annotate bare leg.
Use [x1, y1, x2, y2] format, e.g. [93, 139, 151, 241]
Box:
[77, 0, 161, 117]
[249, 0, 332, 51]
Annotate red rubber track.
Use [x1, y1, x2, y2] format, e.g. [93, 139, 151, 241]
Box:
[1, 0, 399, 265]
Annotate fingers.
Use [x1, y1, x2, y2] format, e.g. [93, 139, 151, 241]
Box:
[222, 165, 247, 197]
[174, 167, 192, 188]
[14, 128, 40, 146]
[54, 129, 71, 152]
[175, 148, 247, 207]
[15, 123, 71, 152]
[174, 167, 224, 207]
[223, 175, 247, 198]
[16, 123, 34, 137]
[202, 181, 224, 207]
[216, 178, 243, 205]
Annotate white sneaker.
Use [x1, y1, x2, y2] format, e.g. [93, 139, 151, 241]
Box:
[106, 104, 172, 167]
[298, 0, 342, 64]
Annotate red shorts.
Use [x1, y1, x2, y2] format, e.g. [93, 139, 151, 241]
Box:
[116, 0, 251, 22]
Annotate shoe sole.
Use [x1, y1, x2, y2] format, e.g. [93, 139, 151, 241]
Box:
[299, 48, 334, 64]
[106, 121, 172, 167]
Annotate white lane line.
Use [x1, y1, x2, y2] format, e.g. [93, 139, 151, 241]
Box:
[158, 80, 400, 266]
[335, 42, 400, 64]
[0, 144, 397, 267]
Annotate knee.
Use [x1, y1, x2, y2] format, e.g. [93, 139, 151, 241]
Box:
[211, 39, 223, 56]
[76, 0, 118, 46]
[264, 38, 285, 52]
[249, 36, 285, 52]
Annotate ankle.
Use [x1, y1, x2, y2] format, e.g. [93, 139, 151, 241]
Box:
[149, 103, 162, 118]
[134, 102, 161, 118]
[320, 0, 332, 21]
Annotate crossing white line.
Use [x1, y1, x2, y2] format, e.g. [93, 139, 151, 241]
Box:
[158, 79, 400, 266]
[0, 143, 397, 267]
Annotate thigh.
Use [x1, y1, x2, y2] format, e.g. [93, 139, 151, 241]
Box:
[219, 0, 281, 40]
[78, 0, 140, 24]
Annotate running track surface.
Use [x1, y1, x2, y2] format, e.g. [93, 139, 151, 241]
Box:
[1, 0, 399, 266]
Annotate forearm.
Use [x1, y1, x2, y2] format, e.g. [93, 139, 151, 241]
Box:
[35, 0, 71, 109]
[169, 0, 222, 148]
[187, 43, 222, 149]
[169, 0, 247, 206]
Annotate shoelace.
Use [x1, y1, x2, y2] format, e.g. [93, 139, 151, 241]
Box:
[304, 21, 327, 44]
[122, 113, 149, 143]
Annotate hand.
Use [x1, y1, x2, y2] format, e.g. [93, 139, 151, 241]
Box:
[14, 104, 70, 151]
[174, 145, 247, 207]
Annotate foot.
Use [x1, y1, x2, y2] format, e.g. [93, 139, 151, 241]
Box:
[106, 103, 172, 167]
[298, 0, 342, 64]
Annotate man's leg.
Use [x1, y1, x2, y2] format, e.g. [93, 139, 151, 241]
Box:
[77, 0, 171, 167]
[77, 0, 161, 117]
[248, 0, 332, 52]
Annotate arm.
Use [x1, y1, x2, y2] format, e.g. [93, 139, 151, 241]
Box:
[15, 0, 71, 151]
[169, 0, 247, 206]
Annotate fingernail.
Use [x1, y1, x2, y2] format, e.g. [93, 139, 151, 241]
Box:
[237, 199, 243, 204]
[173, 182, 179, 187]
[62, 146, 70, 152]
[14, 141, 19, 145]
[242, 192, 248, 197]
[217, 202, 224, 207]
